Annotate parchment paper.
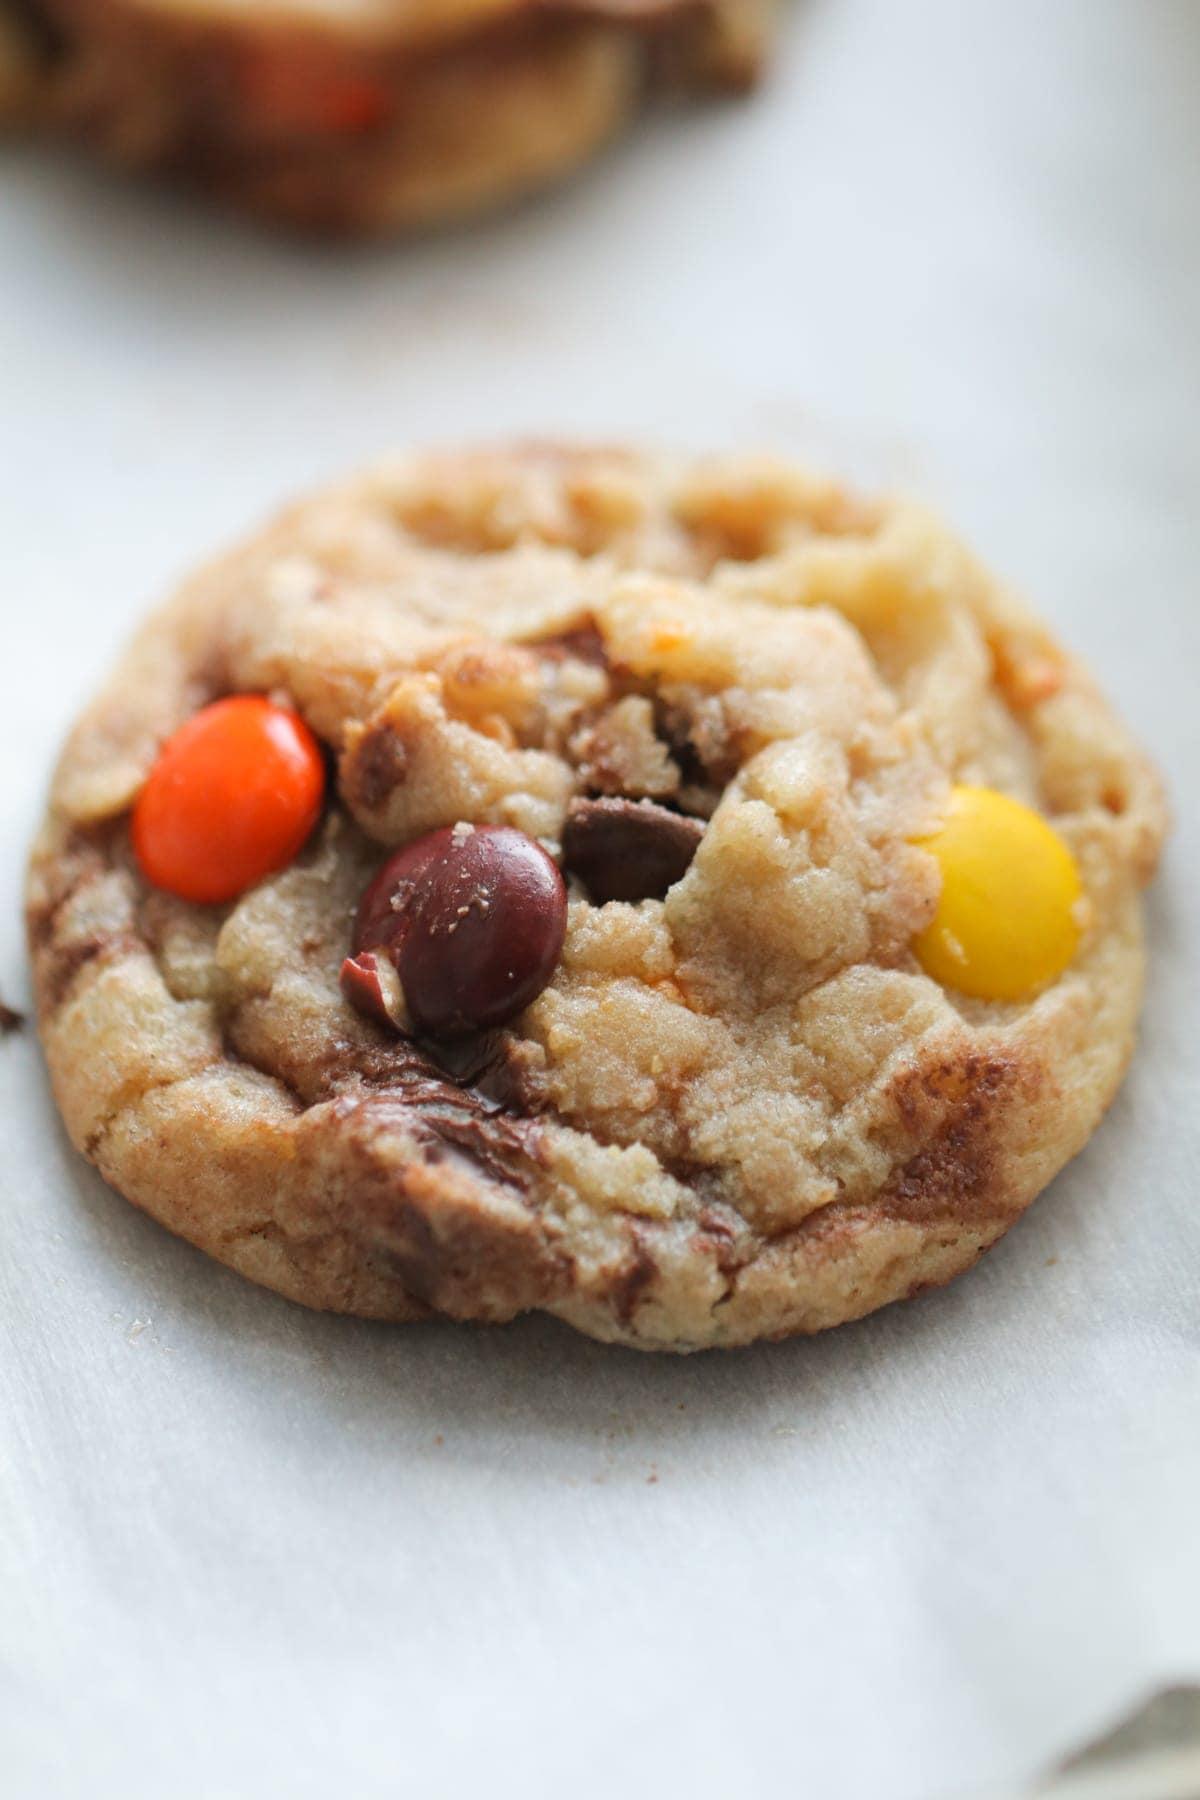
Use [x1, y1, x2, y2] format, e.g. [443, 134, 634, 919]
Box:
[2, 3, 1199, 1796]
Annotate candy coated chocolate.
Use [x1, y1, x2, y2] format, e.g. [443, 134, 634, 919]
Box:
[561, 797, 704, 903]
[345, 824, 567, 1037]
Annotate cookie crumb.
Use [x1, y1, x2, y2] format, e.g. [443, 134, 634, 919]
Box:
[0, 999, 24, 1035]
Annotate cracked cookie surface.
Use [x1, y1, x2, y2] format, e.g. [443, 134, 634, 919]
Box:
[27, 444, 1166, 1348]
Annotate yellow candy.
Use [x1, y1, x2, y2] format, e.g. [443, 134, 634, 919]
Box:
[914, 785, 1083, 1001]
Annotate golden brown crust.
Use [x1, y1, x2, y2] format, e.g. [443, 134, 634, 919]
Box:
[4, 0, 772, 230]
[27, 444, 1167, 1349]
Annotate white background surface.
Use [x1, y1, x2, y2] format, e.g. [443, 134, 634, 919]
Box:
[2, 3, 1199, 1796]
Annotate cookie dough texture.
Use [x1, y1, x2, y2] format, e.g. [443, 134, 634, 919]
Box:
[28, 446, 1166, 1349]
[0, 0, 771, 230]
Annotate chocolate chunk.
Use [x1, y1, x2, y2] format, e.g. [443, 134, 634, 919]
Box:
[562, 798, 704, 903]
[344, 823, 567, 1038]
[528, 619, 609, 667]
[349, 726, 409, 813]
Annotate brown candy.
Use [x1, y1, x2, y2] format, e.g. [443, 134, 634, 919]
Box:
[342, 823, 567, 1038]
[338, 949, 406, 1032]
[561, 797, 704, 903]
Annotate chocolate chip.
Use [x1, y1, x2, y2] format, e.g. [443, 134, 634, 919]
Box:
[349, 726, 409, 813]
[343, 824, 567, 1038]
[561, 797, 704, 903]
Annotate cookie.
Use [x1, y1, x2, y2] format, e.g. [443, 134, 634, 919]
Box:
[1, 0, 771, 231]
[27, 445, 1166, 1349]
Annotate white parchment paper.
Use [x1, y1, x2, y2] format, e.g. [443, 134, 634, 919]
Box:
[2, 3, 1198, 1796]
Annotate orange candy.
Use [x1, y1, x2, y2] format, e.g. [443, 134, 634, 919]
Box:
[241, 49, 390, 137]
[132, 696, 325, 904]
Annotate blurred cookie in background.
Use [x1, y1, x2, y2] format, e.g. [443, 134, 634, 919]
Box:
[0, 0, 775, 231]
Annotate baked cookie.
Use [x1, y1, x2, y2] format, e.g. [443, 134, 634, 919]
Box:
[27, 445, 1166, 1350]
[0, 0, 771, 231]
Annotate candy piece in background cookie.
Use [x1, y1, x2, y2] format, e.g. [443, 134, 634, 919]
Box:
[0, 0, 776, 233]
[26, 445, 1166, 1350]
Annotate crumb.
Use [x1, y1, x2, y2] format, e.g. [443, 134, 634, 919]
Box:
[646, 1473, 658, 1485]
[0, 999, 24, 1035]
[433, 1433, 444, 1446]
